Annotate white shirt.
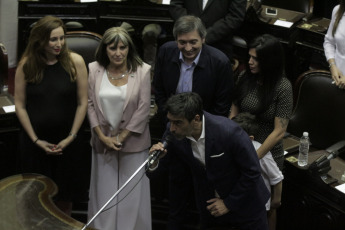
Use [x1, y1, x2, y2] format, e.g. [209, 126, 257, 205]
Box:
[202, 0, 208, 10]
[186, 116, 220, 198]
[252, 140, 284, 211]
[324, 5, 345, 76]
[99, 71, 127, 132]
[186, 116, 206, 165]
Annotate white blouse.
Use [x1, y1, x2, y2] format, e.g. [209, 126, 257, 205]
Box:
[324, 5, 345, 76]
[99, 71, 127, 132]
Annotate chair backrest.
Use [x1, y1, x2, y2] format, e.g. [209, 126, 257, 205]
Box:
[0, 43, 8, 92]
[287, 70, 345, 149]
[65, 31, 102, 68]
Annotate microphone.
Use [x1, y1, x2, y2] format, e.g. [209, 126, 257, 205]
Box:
[310, 140, 345, 171]
[149, 135, 171, 166]
[326, 151, 341, 161]
[326, 140, 345, 160]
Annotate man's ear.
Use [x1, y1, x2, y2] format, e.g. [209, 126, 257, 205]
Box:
[249, 135, 255, 141]
[194, 114, 201, 122]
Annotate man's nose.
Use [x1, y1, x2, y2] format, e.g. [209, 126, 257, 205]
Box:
[185, 43, 193, 51]
[170, 124, 176, 132]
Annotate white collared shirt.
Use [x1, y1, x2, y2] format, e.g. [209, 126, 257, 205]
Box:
[202, 0, 208, 10]
[186, 116, 220, 198]
[186, 115, 206, 165]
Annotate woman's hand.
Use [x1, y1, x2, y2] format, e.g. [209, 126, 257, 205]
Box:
[330, 64, 345, 89]
[337, 76, 345, 90]
[55, 135, 75, 153]
[36, 140, 63, 155]
[101, 135, 122, 151]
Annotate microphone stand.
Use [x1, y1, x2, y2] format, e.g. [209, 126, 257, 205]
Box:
[81, 154, 155, 230]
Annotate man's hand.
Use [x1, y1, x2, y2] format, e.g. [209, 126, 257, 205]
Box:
[206, 198, 229, 217]
[149, 142, 167, 159]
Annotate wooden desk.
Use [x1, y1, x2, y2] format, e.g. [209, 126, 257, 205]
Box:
[293, 18, 330, 72]
[280, 148, 345, 230]
[0, 174, 96, 229]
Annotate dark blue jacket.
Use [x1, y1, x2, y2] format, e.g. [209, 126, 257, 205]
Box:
[169, 0, 247, 57]
[165, 111, 269, 227]
[153, 41, 233, 117]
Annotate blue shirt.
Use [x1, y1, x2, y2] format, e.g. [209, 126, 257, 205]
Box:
[176, 50, 201, 94]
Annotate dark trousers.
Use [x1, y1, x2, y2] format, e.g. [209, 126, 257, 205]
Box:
[201, 206, 268, 230]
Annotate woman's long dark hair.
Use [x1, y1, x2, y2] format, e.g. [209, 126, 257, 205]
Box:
[332, 0, 345, 36]
[234, 34, 285, 115]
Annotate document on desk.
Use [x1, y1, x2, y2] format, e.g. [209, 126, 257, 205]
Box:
[335, 183, 345, 194]
[274, 20, 293, 28]
[3, 105, 15, 113]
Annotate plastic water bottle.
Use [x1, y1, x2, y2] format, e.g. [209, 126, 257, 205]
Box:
[298, 132, 310, 167]
[2, 84, 8, 94]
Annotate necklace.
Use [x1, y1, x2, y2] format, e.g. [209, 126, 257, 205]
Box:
[107, 70, 128, 80]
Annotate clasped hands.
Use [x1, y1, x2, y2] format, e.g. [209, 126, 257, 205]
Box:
[36, 135, 75, 155]
[101, 135, 123, 151]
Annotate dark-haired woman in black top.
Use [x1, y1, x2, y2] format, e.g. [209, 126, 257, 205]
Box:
[229, 34, 293, 170]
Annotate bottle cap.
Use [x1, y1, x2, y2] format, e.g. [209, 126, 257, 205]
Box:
[341, 172, 345, 182]
[303, 132, 309, 136]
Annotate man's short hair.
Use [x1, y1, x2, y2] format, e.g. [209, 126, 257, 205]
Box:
[173, 15, 207, 40]
[232, 112, 259, 137]
[165, 92, 204, 122]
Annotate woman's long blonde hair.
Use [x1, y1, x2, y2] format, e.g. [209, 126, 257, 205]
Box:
[21, 15, 77, 83]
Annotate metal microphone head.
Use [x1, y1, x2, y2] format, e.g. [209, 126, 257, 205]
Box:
[148, 134, 172, 166]
[326, 140, 345, 160]
[162, 134, 172, 148]
[327, 151, 339, 160]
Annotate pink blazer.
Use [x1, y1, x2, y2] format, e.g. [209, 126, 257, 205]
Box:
[87, 61, 151, 153]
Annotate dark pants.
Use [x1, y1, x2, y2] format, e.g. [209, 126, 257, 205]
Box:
[201, 207, 268, 230]
[167, 158, 195, 230]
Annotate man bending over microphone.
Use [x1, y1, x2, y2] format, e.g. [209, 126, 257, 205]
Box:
[149, 92, 269, 230]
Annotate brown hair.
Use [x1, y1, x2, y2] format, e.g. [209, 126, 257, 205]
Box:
[21, 15, 77, 83]
[332, 1, 345, 36]
[95, 27, 143, 72]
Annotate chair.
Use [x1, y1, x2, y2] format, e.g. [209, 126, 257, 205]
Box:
[65, 31, 102, 67]
[287, 70, 345, 150]
[0, 43, 8, 93]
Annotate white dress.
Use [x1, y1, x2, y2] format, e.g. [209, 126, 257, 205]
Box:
[87, 72, 152, 230]
[324, 5, 345, 76]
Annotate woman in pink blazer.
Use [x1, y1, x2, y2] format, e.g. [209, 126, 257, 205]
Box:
[87, 27, 152, 230]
